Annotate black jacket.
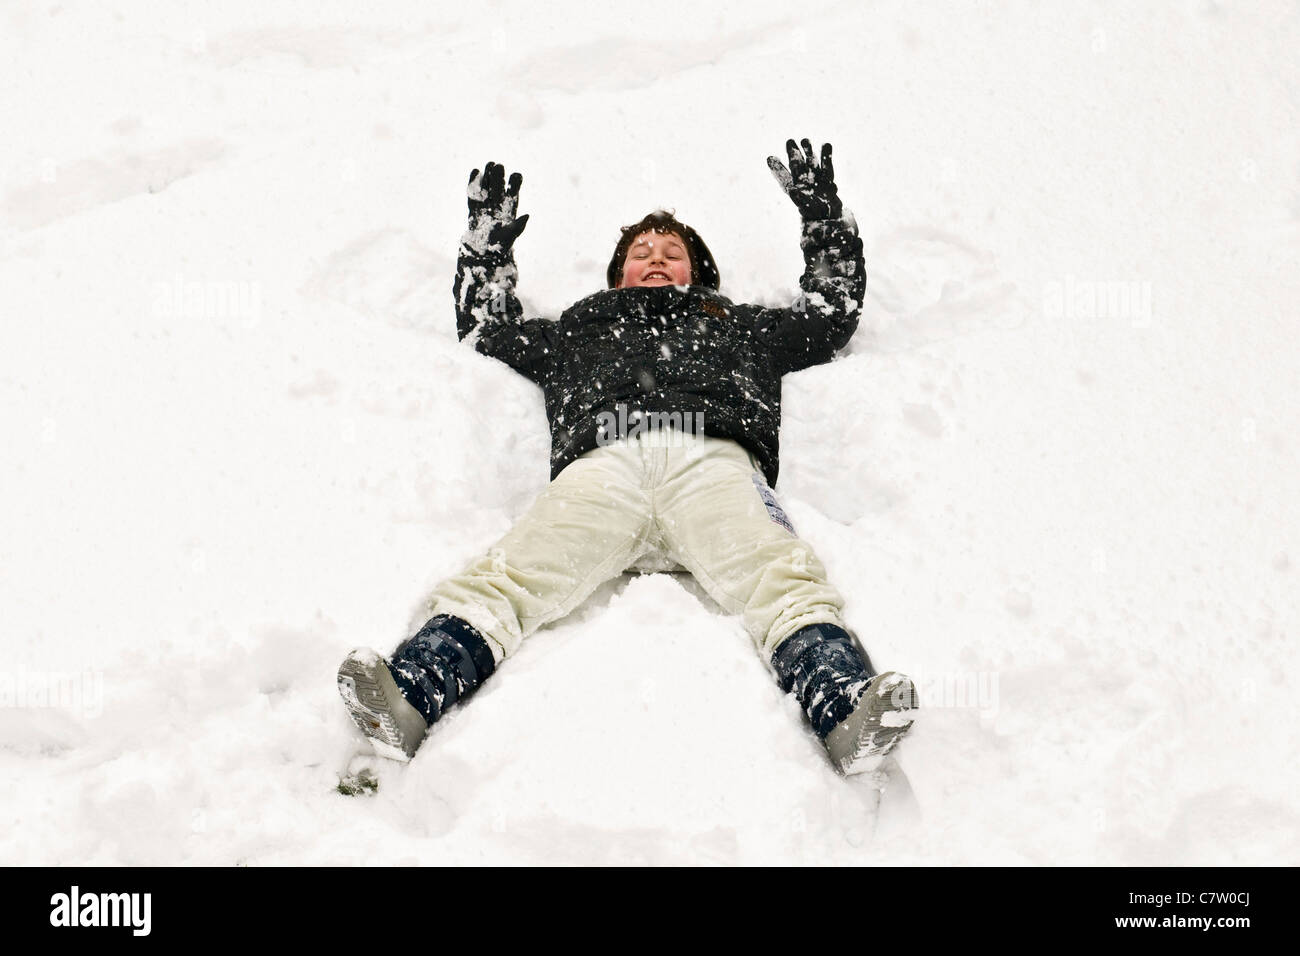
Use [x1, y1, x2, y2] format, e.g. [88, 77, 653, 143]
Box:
[452, 215, 865, 487]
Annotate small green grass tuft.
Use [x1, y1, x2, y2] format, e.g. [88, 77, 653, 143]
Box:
[337, 767, 380, 796]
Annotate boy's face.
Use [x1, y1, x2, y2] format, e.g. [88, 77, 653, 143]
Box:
[617, 230, 693, 288]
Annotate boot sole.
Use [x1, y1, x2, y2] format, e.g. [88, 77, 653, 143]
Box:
[824, 671, 918, 776]
[337, 648, 429, 761]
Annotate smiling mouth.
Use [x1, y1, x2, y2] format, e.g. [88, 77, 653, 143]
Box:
[643, 272, 671, 282]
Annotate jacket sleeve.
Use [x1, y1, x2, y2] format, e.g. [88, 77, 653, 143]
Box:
[453, 238, 557, 386]
[752, 213, 866, 376]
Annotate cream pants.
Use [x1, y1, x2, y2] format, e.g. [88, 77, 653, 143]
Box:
[426, 429, 847, 664]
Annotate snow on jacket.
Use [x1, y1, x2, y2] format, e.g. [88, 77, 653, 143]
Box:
[452, 214, 865, 487]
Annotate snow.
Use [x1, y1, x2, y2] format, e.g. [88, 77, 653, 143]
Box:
[2, 0, 1298, 865]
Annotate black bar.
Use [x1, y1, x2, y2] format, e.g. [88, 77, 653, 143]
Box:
[0, 866, 1285, 942]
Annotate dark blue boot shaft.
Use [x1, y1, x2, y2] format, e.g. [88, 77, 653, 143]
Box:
[771, 623, 877, 739]
[388, 614, 497, 725]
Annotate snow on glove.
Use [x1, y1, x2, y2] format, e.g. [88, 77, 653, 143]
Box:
[463, 161, 529, 255]
[767, 138, 843, 221]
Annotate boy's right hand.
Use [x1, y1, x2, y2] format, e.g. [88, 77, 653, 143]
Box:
[464, 161, 529, 253]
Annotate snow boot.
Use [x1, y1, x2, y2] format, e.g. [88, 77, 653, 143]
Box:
[337, 613, 496, 761]
[771, 623, 917, 775]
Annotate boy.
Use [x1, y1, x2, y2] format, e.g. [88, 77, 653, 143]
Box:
[337, 139, 917, 775]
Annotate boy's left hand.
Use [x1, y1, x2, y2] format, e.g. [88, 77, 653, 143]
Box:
[767, 138, 843, 220]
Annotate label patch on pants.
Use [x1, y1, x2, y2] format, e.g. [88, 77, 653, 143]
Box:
[751, 473, 797, 535]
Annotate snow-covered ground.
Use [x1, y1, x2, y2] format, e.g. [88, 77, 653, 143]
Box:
[2, 0, 1297, 865]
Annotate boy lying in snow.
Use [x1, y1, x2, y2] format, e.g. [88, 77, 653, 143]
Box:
[337, 139, 917, 774]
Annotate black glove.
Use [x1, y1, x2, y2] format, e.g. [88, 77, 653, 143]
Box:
[464, 161, 529, 253]
[767, 138, 843, 221]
